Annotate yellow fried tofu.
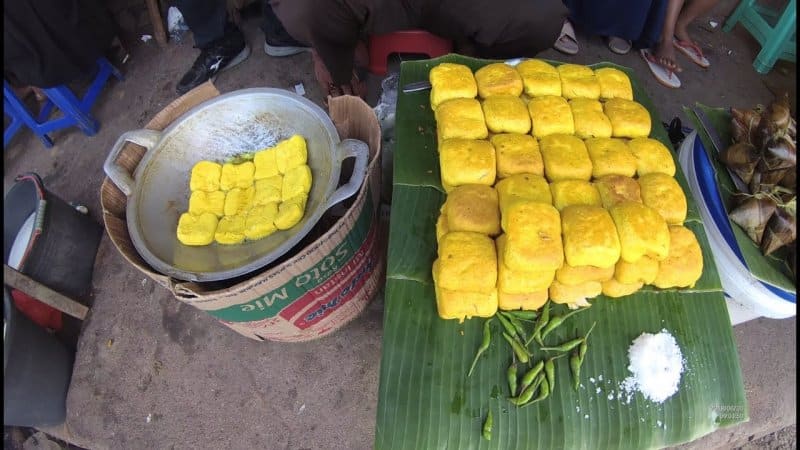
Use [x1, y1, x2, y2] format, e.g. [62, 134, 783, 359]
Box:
[609, 201, 670, 262]
[215, 215, 246, 245]
[274, 194, 307, 230]
[638, 173, 687, 225]
[549, 280, 602, 304]
[516, 59, 561, 97]
[188, 190, 226, 217]
[556, 263, 615, 286]
[539, 134, 593, 182]
[653, 226, 703, 289]
[496, 174, 552, 217]
[190, 161, 222, 192]
[602, 278, 643, 298]
[445, 184, 501, 236]
[498, 290, 549, 311]
[627, 138, 677, 176]
[482, 95, 531, 134]
[491, 134, 543, 178]
[474, 63, 523, 98]
[219, 162, 255, 190]
[223, 187, 255, 216]
[253, 175, 283, 205]
[584, 138, 638, 178]
[429, 63, 478, 110]
[435, 98, 489, 141]
[435, 213, 449, 243]
[436, 231, 498, 293]
[550, 180, 602, 211]
[528, 96, 575, 137]
[439, 139, 496, 191]
[594, 175, 642, 209]
[275, 135, 308, 174]
[595, 67, 633, 100]
[245, 203, 279, 240]
[502, 202, 563, 271]
[603, 98, 651, 138]
[557, 64, 601, 99]
[281, 164, 313, 201]
[253, 148, 279, 180]
[497, 234, 556, 293]
[614, 255, 659, 285]
[569, 98, 613, 139]
[176, 212, 218, 246]
[561, 205, 621, 268]
[433, 260, 498, 320]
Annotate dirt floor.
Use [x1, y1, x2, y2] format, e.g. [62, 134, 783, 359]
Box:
[3, 2, 796, 449]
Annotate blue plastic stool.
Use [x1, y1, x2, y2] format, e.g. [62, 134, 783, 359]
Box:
[723, 0, 796, 74]
[4, 58, 123, 149]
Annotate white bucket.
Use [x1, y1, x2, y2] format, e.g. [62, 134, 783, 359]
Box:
[678, 131, 796, 324]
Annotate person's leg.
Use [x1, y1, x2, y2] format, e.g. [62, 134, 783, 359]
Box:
[674, 0, 718, 43]
[261, 0, 310, 56]
[176, 0, 227, 48]
[653, 0, 684, 72]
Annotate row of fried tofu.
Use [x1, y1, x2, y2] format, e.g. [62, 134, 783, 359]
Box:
[176, 135, 312, 246]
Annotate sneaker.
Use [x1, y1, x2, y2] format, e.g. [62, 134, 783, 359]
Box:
[261, 4, 310, 57]
[264, 40, 311, 57]
[176, 28, 251, 95]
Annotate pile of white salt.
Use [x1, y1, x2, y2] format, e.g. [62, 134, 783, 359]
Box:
[620, 329, 684, 403]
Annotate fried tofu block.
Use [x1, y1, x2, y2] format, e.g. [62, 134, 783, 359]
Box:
[188, 190, 226, 217]
[219, 162, 255, 191]
[549, 280, 602, 304]
[584, 137, 638, 178]
[569, 98, 613, 139]
[497, 234, 556, 293]
[550, 180, 602, 211]
[445, 184, 501, 236]
[474, 63, 523, 98]
[491, 134, 543, 178]
[436, 213, 449, 243]
[245, 203, 279, 240]
[595, 67, 633, 100]
[253, 175, 283, 205]
[496, 174, 552, 218]
[528, 96, 575, 137]
[190, 161, 222, 192]
[594, 175, 642, 209]
[439, 139, 496, 191]
[223, 187, 255, 216]
[556, 263, 615, 286]
[516, 59, 561, 97]
[627, 138, 677, 176]
[275, 135, 308, 174]
[561, 205, 621, 268]
[638, 173, 687, 225]
[176, 212, 218, 246]
[557, 64, 601, 99]
[539, 134, 593, 182]
[502, 202, 563, 271]
[215, 215, 246, 245]
[436, 231, 498, 293]
[601, 278, 643, 298]
[498, 290, 549, 311]
[614, 255, 659, 284]
[253, 148, 279, 180]
[274, 194, 307, 230]
[435, 98, 489, 141]
[281, 164, 312, 201]
[429, 63, 478, 110]
[482, 95, 531, 134]
[653, 226, 703, 289]
[433, 260, 498, 320]
[603, 98, 651, 138]
[609, 201, 670, 262]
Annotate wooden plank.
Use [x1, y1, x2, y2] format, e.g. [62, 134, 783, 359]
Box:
[4, 265, 88, 320]
[145, 0, 168, 47]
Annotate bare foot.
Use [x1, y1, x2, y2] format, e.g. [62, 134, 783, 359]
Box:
[653, 40, 683, 73]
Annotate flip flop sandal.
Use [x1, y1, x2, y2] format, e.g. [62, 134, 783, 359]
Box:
[554, 20, 579, 55]
[640, 49, 681, 89]
[607, 37, 632, 55]
[673, 38, 710, 68]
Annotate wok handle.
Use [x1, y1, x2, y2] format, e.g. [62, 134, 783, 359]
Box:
[103, 129, 162, 196]
[327, 139, 369, 209]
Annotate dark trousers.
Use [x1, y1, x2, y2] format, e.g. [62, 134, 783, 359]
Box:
[175, 0, 292, 49]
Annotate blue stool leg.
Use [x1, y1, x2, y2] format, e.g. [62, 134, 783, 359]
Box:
[100, 57, 125, 81]
[723, 0, 755, 32]
[752, 3, 796, 74]
[4, 82, 54, 148]
[41, 86, 100, 136]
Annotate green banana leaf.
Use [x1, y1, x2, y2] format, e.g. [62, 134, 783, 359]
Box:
[377, 54, 747, 450]
[683, 104, 795, 292]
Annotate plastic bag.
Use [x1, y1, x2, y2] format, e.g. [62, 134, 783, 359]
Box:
[168, 7, 190, 42]
[373, 73, 399, 203]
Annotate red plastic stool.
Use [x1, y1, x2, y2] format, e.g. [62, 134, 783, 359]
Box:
[368, 30, 453, 75]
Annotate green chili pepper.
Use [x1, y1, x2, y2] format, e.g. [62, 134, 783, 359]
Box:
[540, 337, 584, 353]
[521, 378, 550, 407]
[482, 410, 493, 441]
[508, 310, 538, 320]
[496, 313, 518, 340]
[505, 313, 529, 343]
[518, 360, 544, 393]
[545, 357, 557, 392]
[530, 301, 550, 346]
[570, 350, 582, 392]
[502, 332, 530, 364]
[467, 319, 492, 378]
[509, 374, 541, 406]
[539, 307, 588, 342]
[507, 362, 518, 396]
